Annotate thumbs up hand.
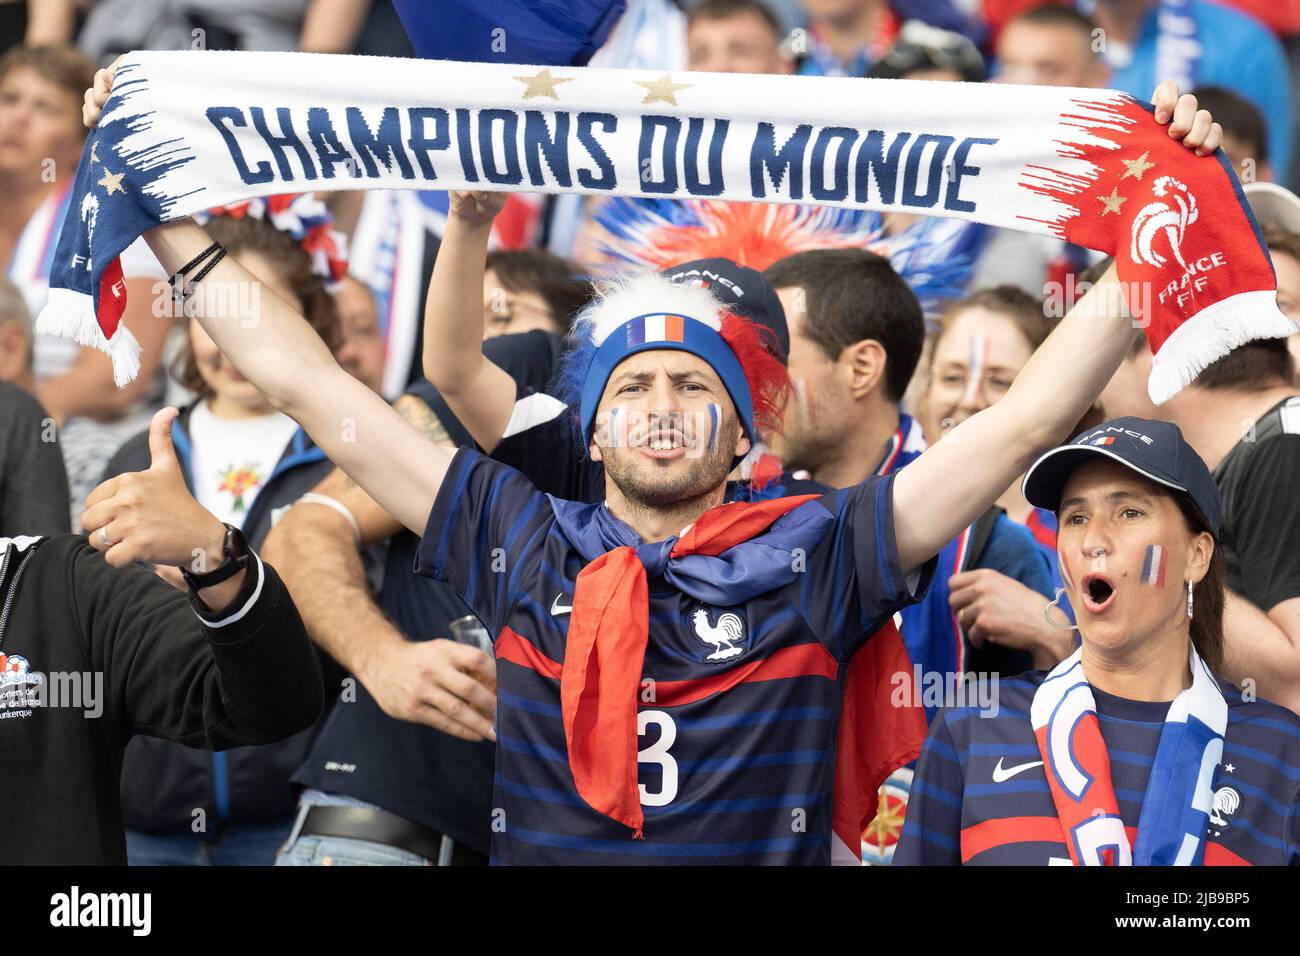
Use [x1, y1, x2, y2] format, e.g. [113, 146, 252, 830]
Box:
[82, 407, 227, 570]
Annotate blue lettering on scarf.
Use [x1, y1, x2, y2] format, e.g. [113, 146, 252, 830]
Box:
[901, 134, 954, 209]
[205, 106, 273, 185]
[853, 130, 909, 205]
[523, 110, 572, 188]
[454, 108, 479, 183]
[249, 106, 317, 180]
[575, 112, 617, 190]
[306, 107, 359, 179]
[683, 117, 727, 196]
[478, 109, 524, 185]
[810, 126, 857, 202]
[750, 123, 812, 200]
[639, 115, 680, 194]
[407, 107, 450, 179]
[346, 107, 414, 179]
[944, 137, 998, 213]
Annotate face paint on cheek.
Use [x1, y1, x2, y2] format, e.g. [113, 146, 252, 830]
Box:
[1059, 553, 1075, 591]
[1140, 544, 1166, 587]
[707, 402, 721, 451]
[960, 333, 988, 406]
[605, 406, 632, 448]
[793, 378, 814, 426]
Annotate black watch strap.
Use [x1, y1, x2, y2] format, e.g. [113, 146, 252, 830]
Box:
[181, 523, 251, 591]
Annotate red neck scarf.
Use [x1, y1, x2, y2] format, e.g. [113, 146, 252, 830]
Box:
[560, 494, 819, 837]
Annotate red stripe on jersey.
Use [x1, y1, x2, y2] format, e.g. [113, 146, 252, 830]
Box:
[496, 626, 562, 679]
[653, 642, 838, 707]
[962, 819, 1253, 866]
[495, 629, 838, 706]
[1203, 842, 1253, 866]
[960, 816, 1069, 861]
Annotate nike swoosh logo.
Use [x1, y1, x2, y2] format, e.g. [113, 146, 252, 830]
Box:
[992, 758, 1044, 783]
[551, 594, 573, 616]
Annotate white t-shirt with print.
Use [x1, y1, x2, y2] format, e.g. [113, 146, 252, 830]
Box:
[187, 400, 300, 530]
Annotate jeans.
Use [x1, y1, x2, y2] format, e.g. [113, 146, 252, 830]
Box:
[274, 789, 435, 866]
[126, 815, 294, 866]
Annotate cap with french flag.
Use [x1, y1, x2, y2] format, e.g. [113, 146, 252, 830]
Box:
[1022, 416, 1223, 535]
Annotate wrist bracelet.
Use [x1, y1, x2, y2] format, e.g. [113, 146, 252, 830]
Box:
[172, 241, 220, 279]
[187, 247, 227, 288]
[170, 242, 227, 305]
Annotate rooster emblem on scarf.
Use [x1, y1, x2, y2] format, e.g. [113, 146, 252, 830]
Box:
[692, 607, 746, 662]
[1130, 175, 1199, 271]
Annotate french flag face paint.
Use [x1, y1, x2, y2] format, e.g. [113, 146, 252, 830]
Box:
[604, 405, 632, 449]
[1141, 544, 1167, 587]
[960, 333, 989, 407]
[705, 402, 720, 452]
[1059, 553, 1076, 592]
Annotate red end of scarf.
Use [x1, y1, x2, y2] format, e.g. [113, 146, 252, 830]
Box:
[561, 546, 648, 839]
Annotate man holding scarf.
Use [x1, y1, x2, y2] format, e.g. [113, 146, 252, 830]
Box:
[83, 75, 1221, 863]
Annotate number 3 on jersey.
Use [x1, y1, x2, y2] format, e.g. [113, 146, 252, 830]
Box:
[638, 710, 678, 806]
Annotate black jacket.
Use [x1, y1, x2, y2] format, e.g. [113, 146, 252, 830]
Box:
[0, 382, 69, 537]
[101, 402, 339, 832]
[0, 534, 323, 865]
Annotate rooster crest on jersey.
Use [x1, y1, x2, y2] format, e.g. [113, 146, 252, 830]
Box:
[691, 605, 747, 662]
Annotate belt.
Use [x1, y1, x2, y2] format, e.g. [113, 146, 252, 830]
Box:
[297, 805, 487, 866]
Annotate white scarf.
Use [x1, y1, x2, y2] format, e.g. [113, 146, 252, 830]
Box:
[36, 51, 1294, 395]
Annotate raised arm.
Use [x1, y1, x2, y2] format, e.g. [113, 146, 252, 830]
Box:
[893, 82, 1223, 573]
[422, 191, 519, 452]
[142, 218, 449, 535]
[83, 64, 449, 535]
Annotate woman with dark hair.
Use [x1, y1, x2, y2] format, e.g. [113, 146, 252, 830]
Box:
[481, 248, 589, 339]
[896, 418, 1300, 865]
[100, 196, 351, 866]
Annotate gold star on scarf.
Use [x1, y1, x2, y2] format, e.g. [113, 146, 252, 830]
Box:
[514, 68, 572, 100]
[98, 168, 125, 196]
[1097, 187, 1127, 216]
[89, 141, 99, 163]
[635, 73, 691, 106]
[1120, 151, 1155, 181]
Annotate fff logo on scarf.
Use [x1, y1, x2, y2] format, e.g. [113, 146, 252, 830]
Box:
[594, 404, 722, 458]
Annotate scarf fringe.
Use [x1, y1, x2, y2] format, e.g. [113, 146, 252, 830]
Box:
[35, 289, 142, 388]
[1148, 290, 1299, 404]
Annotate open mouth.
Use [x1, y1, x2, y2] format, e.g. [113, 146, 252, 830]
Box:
[1080, 573, 1117, 614]
[638, 429, 688, 458]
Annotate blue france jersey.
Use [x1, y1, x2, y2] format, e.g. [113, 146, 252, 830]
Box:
[416, 449, 933, 864]
[895, 672, 1300, 865]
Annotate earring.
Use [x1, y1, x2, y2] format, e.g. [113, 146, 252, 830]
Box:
[1044, 588, 1081, 632]
[1186, 580, 1194, 620]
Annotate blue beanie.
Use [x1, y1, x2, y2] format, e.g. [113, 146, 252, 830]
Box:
[578, 311, 754, 450]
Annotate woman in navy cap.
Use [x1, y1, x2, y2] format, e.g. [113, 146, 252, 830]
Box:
[896, 417, 1300, 865]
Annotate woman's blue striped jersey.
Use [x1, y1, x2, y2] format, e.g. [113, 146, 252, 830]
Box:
[895, 672, 1300, 865]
